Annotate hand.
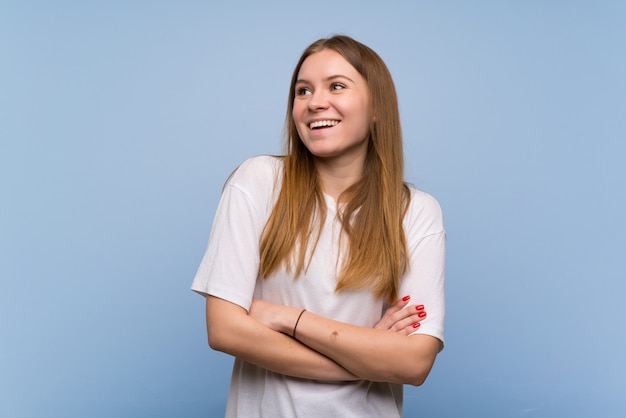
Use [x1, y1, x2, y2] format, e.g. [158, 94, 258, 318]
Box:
[248, 298, 281, 330]
[374, 296, 427, 336]
[249, 298, 301, 335]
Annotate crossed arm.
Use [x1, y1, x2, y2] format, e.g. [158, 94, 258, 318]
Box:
[206, 295, 441, 385]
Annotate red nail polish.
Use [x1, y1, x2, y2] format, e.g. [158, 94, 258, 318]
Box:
[402, 295, 410, 302]
[412, 323, 420, 328]
[415, 305, 424, 311]
[418, 311, 427, 318]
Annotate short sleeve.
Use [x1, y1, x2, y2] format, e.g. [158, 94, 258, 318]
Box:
[191, 156, 279, 311]
[399, 190, 446, 347]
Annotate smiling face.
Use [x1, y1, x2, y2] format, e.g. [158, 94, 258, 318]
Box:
[292, 49, 372, 165]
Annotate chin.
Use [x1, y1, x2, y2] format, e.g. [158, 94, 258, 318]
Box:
[307, 148, 341, 159]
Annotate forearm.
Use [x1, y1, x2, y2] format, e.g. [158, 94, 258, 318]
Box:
[206, 296, 358, 381]
[275, 306, 441, 385]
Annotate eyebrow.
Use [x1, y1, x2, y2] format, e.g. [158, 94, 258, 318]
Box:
[295, 74, 355, 84]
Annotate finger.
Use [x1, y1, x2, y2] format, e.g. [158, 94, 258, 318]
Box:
[403, 321, 422, 335]
[404, 309, 427, 325]
[387, 295, 412, 315]
[389, 309, 428, 333]
[392, 305, 426, 324]
[374, 296, 412, 329]
[394, 316, 427, 335]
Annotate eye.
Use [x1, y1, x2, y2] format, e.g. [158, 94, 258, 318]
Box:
[331, 83, 345, 91]
[296, 87, 312, 96]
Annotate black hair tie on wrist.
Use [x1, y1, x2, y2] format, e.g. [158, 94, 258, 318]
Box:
[293, 309, 306, 339]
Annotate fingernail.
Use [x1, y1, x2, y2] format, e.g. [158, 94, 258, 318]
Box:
[402, 295, 410, 302]
[415, 305, 424, 311]
[412, 323, 420, 329]
[418, 311, 427, 318]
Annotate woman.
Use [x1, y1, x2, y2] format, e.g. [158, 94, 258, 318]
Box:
[192, 35, 445, 417]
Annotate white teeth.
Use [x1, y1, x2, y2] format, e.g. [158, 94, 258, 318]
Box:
[309, 120, 339, 129]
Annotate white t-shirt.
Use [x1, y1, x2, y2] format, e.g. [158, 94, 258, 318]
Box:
[192, 155, 445, 417]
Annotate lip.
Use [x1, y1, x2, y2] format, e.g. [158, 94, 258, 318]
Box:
[307, 118, 341, 130]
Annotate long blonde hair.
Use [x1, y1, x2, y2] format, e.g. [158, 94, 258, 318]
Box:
[260, 35, 409, 303]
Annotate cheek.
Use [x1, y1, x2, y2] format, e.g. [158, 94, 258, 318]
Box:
[292, 114, 307, 139]
[357, 109, 372, 136]
[292, 110, 303, 131]
[292, 103, 306, 124]
[295, 125, 306, 140]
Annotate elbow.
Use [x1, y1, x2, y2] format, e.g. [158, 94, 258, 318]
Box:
[403, 359, 436, 386]
[407, 369, 430, 386]
[378, 361, 433, 386]
[207, 327, 230, 353]
[207, 333, 220, 351]
[402, 335, 441, 385]
[205, 296, 248, 354]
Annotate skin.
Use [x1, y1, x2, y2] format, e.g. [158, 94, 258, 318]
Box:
[248, 297, 441, 385]
[206, 49, 442, 385]
[207, 295, 430, 382]
[207, 296, 358, 381]
[292, 48, 372, 200]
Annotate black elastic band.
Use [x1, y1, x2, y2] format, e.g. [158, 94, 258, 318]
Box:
[293, 309, 306, 339]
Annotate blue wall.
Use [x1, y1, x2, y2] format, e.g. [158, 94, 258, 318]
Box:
[2, 1, 625, 416]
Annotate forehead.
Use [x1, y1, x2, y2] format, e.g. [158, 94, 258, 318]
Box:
[297, 49, 361, 81]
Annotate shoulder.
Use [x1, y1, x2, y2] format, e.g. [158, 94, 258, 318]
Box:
[404, 185, 445, 236]
[221, 155, 284, 211]
[225, 155, 284, 190]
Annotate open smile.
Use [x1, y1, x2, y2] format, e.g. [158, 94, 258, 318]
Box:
[309, 120, 340, 130]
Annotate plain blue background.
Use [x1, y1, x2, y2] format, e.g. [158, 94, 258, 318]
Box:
[2, 1, 625, 417]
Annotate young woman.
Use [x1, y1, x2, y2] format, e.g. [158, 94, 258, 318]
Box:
[192, 35, 445, 417]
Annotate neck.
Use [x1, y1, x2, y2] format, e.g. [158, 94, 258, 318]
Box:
[314, 154, 366, 201]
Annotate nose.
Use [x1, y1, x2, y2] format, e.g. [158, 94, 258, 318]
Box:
[307, 89, 329, 111]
